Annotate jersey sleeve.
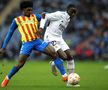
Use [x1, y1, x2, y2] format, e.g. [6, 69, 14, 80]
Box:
[46, 11, 62, 21]
[35, 13, 42, 22]
[39, 11, 61, 29]
[2, 19, 18, 49]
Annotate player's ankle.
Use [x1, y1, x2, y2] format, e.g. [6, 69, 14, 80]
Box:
[6, 76, 9, 80]
[62, 73, 68, 82]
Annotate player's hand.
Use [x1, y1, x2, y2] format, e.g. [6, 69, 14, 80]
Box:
[36, 28, 43, 38]
[41, 12, 46, 19]
[0, 48, 5, 57]
[38, 28, 43, 32]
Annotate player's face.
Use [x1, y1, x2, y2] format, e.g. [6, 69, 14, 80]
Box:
[68, 7, 77, 18]
[23, 7, 33, 17]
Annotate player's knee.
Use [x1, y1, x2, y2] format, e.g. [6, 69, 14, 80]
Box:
[58, 52, 67, 60]
[65, 51, 73, 60]
[46, 45, 58, 58]
[16, 60, 26, 69]
[60, 54, 67, 60]
[48, 48, 57, 58]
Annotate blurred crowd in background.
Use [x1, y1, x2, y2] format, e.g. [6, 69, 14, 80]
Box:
[0, 0, 108, 60]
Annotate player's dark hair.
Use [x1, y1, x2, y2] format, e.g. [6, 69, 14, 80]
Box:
[67, 4, 76, 10]
[20, 0, 33, 10]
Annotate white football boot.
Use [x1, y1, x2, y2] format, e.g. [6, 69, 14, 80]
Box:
[49, 61, 58, 76]
[66, 81, 80, 87]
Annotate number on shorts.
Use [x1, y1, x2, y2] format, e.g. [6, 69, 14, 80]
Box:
[50, 41, 57, 46]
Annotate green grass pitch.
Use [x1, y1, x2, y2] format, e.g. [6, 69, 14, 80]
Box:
[0, 60, 108, 90]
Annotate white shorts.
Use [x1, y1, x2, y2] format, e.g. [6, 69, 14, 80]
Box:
[44, 33, 69, 51]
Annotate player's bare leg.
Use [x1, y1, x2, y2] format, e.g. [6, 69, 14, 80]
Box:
[44, 44, 58, 58]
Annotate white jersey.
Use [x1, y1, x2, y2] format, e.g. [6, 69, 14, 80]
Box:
[42, 11, 70, 51]
[45, 11, 70, 36]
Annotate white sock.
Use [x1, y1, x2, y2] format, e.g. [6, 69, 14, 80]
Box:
[51, 61, 55, 65]
[67, 60, 75, 74]
[62, 73, 68, 77]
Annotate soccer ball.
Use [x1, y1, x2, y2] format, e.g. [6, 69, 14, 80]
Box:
[68, 73, 80, 85]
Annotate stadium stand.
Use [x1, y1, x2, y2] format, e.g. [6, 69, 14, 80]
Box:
[0, 0, 108, 60]
[0, 0, 10, 12]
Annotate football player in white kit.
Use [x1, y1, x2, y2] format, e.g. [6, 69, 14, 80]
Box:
[40, 4, 79, 86]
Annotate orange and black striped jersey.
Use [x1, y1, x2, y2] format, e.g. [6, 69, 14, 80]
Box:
[15, 14, 39, 42]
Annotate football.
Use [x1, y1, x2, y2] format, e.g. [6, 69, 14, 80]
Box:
[68, 73, 80, 85]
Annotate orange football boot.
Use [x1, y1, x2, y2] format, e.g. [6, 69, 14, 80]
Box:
[62, 76, 68, 82]
[1, 76, 9, 88]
